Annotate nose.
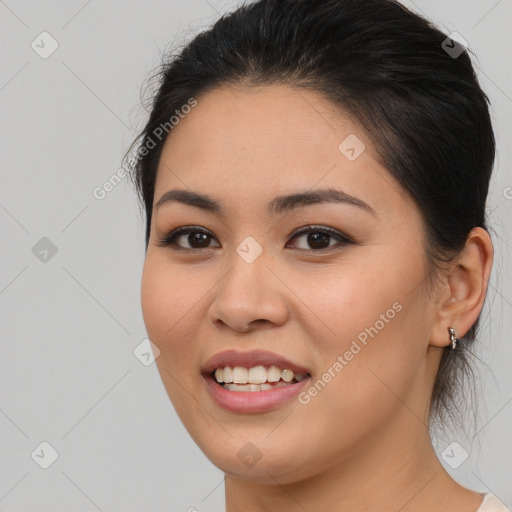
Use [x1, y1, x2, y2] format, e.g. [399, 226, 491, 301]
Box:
[207, 245, 289, 333]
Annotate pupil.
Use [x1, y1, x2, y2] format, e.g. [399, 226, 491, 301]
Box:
[308, 232, 329, 249]
[190, 233, 209, 248]
[187, 232, 330, 249]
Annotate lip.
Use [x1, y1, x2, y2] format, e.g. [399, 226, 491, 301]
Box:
[201, 349, 312, 413]
[202, 372, 311, 413]
[201, 349, 312, 374]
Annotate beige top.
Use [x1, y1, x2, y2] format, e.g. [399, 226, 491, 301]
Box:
[476, 493, 511, 512]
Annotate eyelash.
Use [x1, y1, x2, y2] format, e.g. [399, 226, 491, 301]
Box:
[155, 225, 353, 253]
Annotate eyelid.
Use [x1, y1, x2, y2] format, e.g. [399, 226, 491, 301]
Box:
[156, 224, 353, 251]
[155, 226, 218, 250]
[288, 224, 353, 245]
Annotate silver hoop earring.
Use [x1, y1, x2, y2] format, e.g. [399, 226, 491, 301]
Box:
[447, 327, 458, 350]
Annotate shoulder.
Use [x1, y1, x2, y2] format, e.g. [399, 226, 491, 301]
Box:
[476, 493, 511, 512]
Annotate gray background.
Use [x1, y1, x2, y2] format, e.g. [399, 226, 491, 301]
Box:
[0, 1, 510, 510]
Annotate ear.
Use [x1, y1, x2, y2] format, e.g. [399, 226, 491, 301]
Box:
[429, 227, 494, 348]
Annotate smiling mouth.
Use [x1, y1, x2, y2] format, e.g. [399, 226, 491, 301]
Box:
[208, 365, 311, 392]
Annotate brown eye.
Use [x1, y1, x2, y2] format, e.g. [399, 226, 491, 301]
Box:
[156, 224, 352, 253]
[156, 227, 220, 250]
[287, 226, 352, 251]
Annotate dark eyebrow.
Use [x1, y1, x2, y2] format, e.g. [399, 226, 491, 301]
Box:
[154, 188, 377, 217]
[268, 188, 377, 216]
[155, 189, 223, 214]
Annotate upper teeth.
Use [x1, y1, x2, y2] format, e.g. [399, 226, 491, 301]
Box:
[214, 365, 307, 384]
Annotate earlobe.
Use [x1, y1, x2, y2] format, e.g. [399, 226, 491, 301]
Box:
[429, 227, 494, 348]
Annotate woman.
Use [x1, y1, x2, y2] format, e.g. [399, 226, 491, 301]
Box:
[125, 0, 510, 510]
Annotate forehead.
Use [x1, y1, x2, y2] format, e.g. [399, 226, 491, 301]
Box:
[160, 84, 377, 162]
[154, 84, 413, 220]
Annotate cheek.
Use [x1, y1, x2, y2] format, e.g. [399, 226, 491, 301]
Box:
[140, 256, 213, 425]
[291, 257, 406, 350]
[294, 255, 427, 415]
[140, 257, 205, 367]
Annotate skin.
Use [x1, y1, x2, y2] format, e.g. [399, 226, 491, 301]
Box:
[140, 84, 494, 512]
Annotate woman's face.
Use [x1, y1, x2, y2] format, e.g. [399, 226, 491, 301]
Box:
[141, 85, 443, 483]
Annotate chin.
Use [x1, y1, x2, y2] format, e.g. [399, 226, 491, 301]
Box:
[189, 430, 322, 484]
